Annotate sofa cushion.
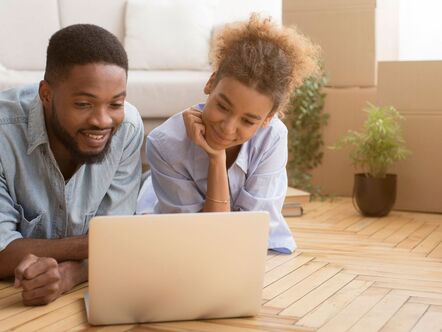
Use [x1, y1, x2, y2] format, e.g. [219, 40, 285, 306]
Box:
[0, 0, 60, 70]
[213, 0, 282, 27]
[127, 70, 210, 117]
[0, 69, 210, 119]
[0, 70, 44, 92]
[124, 0, 213, 70]
[58, 0, 127, 42]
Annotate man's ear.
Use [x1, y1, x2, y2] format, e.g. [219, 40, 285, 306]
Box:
[38, 80, 52, 107]
[203, 72, 217, 95]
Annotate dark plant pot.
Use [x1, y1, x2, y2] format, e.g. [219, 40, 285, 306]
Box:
[353, 173, 397, 217]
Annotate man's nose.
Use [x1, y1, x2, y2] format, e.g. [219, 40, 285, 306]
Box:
[89, 106, 113, 128]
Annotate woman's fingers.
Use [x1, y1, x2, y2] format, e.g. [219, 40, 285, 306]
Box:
[192, 123, 206, 145]
[183, 109, 204, 139]
[182, 108, 224, 157]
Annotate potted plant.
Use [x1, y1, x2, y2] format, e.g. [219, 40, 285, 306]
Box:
[284, 73, 329, 198]
[332, 103, 411, 216]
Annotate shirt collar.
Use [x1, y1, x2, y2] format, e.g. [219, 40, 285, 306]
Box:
[27, 94, 49, 154]
[233, 140, 249, 174]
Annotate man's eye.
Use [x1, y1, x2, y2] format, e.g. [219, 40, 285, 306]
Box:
[74, 102, 90, 108]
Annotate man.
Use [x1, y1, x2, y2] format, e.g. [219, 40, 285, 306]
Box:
[0, 24, 144, 305]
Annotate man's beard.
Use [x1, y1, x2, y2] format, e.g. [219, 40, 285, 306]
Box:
[49, 101, 115, 164]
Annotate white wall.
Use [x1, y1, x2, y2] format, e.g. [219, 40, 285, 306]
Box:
[377, 0, 442, 61]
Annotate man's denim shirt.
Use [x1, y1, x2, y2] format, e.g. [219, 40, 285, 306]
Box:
[0, 85, 144, 251]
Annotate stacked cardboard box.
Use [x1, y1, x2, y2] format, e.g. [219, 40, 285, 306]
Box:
[284, 0, 376, 87]
[283, 0, 378, 196]
[284, 1, 441, 213]
[377, 61, 442, 213]
[310, 87, 377, 196]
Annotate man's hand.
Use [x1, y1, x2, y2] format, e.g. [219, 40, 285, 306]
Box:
[14, 254, 65, 305]
[0, 236, 88, 280]
[14, 254, 69, 306]
[182, 109, 225, 159]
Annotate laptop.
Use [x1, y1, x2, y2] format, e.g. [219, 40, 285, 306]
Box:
[85, 211, 269, 325]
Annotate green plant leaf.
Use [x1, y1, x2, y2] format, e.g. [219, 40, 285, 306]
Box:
[330, 103, 411, 178]
[284, 73, 329, 199]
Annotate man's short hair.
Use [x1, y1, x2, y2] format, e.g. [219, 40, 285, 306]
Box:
[44, 24, 128, 83]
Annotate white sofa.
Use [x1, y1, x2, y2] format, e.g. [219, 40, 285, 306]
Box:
[0, 0, 281, 132]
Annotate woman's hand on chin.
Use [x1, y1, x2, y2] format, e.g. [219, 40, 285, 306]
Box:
[182, 108, 225, 160]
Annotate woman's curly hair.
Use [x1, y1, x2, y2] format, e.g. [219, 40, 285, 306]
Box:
[210, 14, 320, 117]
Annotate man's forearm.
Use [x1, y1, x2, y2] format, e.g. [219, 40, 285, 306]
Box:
[0, 236, 88, 278]
[60, 260, 88, 292]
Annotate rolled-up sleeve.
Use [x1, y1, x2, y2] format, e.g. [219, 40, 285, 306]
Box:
[0, 162, 23, 252]
[235, 130, 296, 253]
[146, 133, 204, 213]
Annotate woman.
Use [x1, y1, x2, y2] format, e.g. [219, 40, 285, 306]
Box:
[137, 14, 319, 253]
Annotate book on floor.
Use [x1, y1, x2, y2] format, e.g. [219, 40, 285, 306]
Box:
[282, 187, 310, 217]
[284, 187, 310, 205]
[283, 202, 304, 217]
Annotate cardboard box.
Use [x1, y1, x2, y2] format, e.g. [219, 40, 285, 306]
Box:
[378, 61, 442, 110]
[310, 87, 377, 195]
[377, 61, 442, 213]
[283, 0, 376, 87]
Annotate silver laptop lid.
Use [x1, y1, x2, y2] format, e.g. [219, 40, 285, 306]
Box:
[87, 211, 269, 325]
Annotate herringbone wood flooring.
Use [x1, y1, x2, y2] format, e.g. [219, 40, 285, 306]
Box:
[1, 198, 441, 331]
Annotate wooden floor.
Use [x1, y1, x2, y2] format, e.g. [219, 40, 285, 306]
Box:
[1, 198, 442, 331]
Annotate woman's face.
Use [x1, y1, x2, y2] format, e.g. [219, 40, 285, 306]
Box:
[202, 75, 274, 151]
